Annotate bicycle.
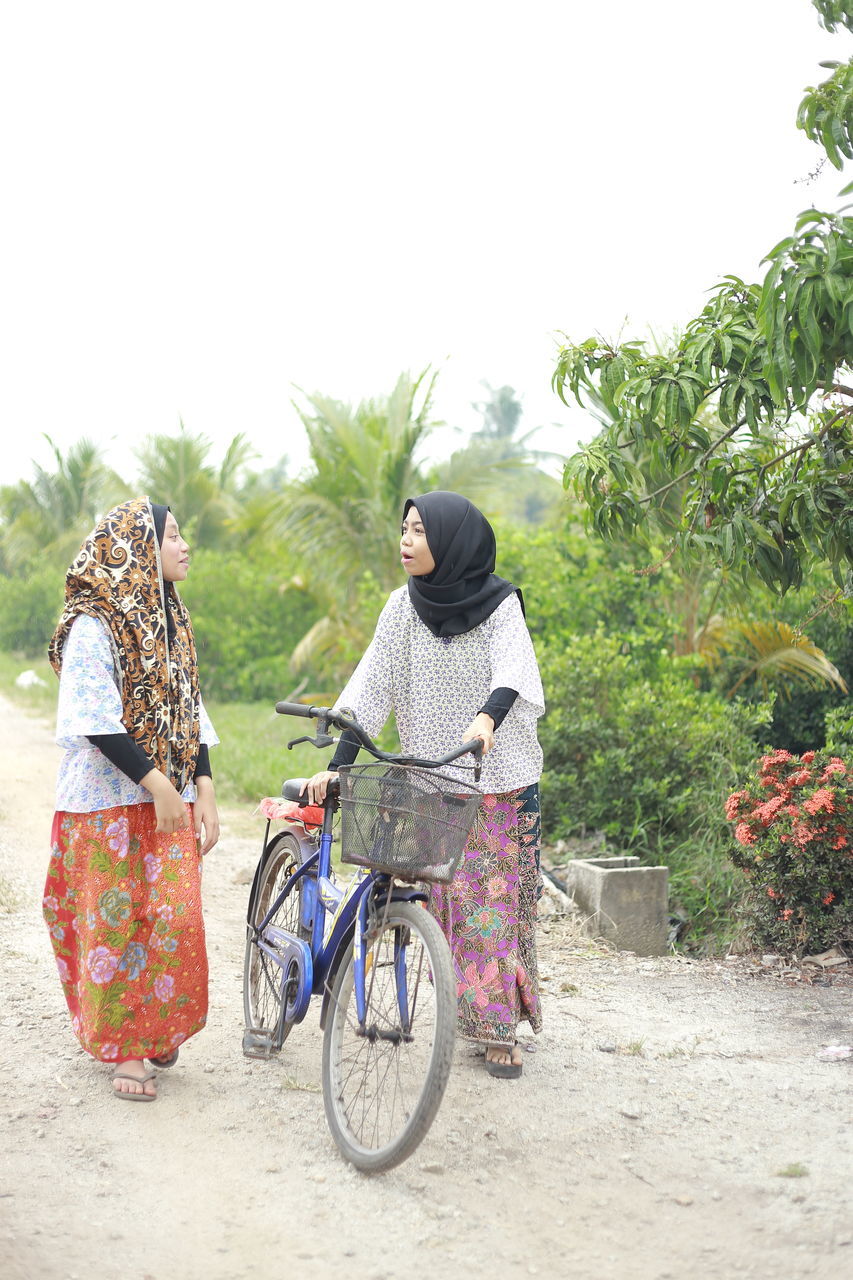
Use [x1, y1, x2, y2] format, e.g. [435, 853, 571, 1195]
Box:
[242, 701, 483, 1173]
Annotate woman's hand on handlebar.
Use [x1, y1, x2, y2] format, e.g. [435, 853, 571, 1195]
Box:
[305, 770, 338, 804]
[463, 712, 495, 756]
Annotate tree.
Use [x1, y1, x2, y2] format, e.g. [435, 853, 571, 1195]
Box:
[553, 2, 853, 597]
[430, 383, 562, 524]
[134, 423, 256, 549]
[276, 370, 438, 682]
[0, 435, 127, 570]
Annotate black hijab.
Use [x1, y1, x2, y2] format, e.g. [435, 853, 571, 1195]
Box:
[150, 502, 175, 640]
[404, 491, 521, 637]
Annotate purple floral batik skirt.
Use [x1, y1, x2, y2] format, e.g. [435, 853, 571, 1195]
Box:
[429, 783, 542, 1045]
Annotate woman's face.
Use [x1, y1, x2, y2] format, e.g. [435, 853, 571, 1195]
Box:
[400, 506, 435, 576]
[160, 512, 190, 582]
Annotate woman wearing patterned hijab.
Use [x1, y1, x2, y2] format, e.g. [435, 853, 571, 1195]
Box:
[307, 491, 545, 1079]
[44, 497, 219, 1101]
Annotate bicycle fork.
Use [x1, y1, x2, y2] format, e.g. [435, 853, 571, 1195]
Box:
[353, 888, 418, 1046]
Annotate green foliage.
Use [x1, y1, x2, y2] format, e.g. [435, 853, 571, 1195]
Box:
[0, 564, 63, 654]
[0, 435, 127, 571]
[764, 599, 853, 750]
[134, 424, 257, 550]
[798, 60, 853, 167]
[553, 9, 853, 596]
[180, 548, 322, 702]
[824, 699, 853, 754]
[555, 226, 853, 595]
[811, 1, 853, 36]
[726, 748, 853, 954]
[538, 633, 770, 944]
[205, 700, 333, 807]
[282, 370, 438, 594]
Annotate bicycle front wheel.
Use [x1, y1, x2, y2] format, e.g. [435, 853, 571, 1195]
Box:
[322, 899, 456, 1173]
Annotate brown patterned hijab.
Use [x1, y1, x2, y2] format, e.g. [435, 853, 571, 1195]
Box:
[48, 496, 200, 791]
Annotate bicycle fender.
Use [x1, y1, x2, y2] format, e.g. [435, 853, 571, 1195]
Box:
[246, 824, 318, 927]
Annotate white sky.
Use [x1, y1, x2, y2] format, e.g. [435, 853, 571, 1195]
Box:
[1, 0, 851, 487]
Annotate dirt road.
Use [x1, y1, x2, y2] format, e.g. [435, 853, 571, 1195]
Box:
[0, 694, 851, 1280]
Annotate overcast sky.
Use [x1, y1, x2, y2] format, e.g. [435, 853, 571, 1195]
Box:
[1, 0, 850, 489]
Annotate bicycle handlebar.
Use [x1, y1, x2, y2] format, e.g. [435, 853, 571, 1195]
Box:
[274, 700, 483, 779]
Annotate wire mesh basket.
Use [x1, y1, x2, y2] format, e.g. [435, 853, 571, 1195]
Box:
[338, 762, 482, 883]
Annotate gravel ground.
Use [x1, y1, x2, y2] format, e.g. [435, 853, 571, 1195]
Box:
[1, 694, 851, 1280]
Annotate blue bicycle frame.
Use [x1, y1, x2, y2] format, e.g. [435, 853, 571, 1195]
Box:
[248, 789, 427, 1050]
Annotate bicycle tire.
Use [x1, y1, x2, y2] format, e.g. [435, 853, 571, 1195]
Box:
[243, 830, 311, 1048]
[321, 899, 456, 1173]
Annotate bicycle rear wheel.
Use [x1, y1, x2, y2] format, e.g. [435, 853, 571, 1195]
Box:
[243, 831, 311, 1050]
[322, 899, 455, 1173]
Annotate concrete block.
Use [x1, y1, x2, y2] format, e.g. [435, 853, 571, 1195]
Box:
[564, 856, 669, 956]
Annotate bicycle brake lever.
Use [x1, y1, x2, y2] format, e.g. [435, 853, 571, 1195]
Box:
[287, 733, 336, 750]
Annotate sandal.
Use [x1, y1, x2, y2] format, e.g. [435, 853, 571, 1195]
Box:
[113, 1069, 158, 1102]
[148, 1048, 179, 1069]
[484, 1042, 523, 1080]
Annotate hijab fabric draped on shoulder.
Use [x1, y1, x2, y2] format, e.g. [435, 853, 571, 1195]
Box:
[48, 496, 200, 791]
[404, 490, 521, 638]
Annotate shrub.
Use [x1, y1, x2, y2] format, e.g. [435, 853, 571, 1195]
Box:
[181, 549, 322, 702]
[539, 633, 769, 946]
[0, 565, 63, 654]
[726, 749, 853, 956]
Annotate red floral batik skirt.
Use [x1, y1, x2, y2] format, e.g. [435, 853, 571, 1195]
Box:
[43, 803, 208, 1062]
[429, 783, 542, 1045]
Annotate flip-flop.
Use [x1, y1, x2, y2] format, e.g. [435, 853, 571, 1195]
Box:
[113, 1069, 158, 1102]
[148, 1048, 179, 1069]
[484, 1042, 523, 1079]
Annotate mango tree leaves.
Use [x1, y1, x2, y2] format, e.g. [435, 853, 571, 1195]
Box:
[811, 1, 853, 35]
[553, 216, 853, 595]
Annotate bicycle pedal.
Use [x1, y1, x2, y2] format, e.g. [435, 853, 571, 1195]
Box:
[241, 1027, 278, 1059]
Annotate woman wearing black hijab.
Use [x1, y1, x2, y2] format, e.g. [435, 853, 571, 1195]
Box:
[307, 491, 545, 1078]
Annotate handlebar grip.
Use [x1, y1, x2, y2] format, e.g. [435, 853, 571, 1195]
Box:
[275, 701, 317, 718]
[441, 738, 484, 764]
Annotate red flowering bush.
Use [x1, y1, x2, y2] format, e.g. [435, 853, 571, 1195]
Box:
[726, 749, 853, 956]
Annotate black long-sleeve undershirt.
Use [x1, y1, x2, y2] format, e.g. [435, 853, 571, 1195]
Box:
[86, 734, 212, 784]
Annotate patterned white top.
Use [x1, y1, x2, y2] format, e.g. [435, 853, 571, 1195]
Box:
[335, 587, 544, 792]
[54, 614, 218, 813]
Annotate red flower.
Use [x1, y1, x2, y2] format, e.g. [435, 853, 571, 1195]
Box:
[753, 796, 786, 825]
[766, 886, 778, 899]
[804, 788, 835, 816]
[725, 791, 746, 820]
[801, 751, 816, 763]
[788, 768, 813, 787]
[791, 820, 816, 847]
[822, 892, 835, 906]
[780, 908, 794, 920]
[734, 822, 756, 846]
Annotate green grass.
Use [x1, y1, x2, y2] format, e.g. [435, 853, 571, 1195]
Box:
[208, 701, 332, 806]
[0, 651, 56, 720]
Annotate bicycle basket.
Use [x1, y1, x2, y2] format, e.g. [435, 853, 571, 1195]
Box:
[338, 762, 482, 883]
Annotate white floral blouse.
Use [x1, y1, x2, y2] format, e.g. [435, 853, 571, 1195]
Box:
[54, 614, 218, 813]
[335, 587, 544, 792]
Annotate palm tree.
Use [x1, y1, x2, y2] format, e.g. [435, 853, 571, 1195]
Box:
[0, 435, 127, 570]
[134, 423, 256, 549]
[697, 616, 848, 698]
[276, 370, 438, 683]
[429, 384, 562, 523]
